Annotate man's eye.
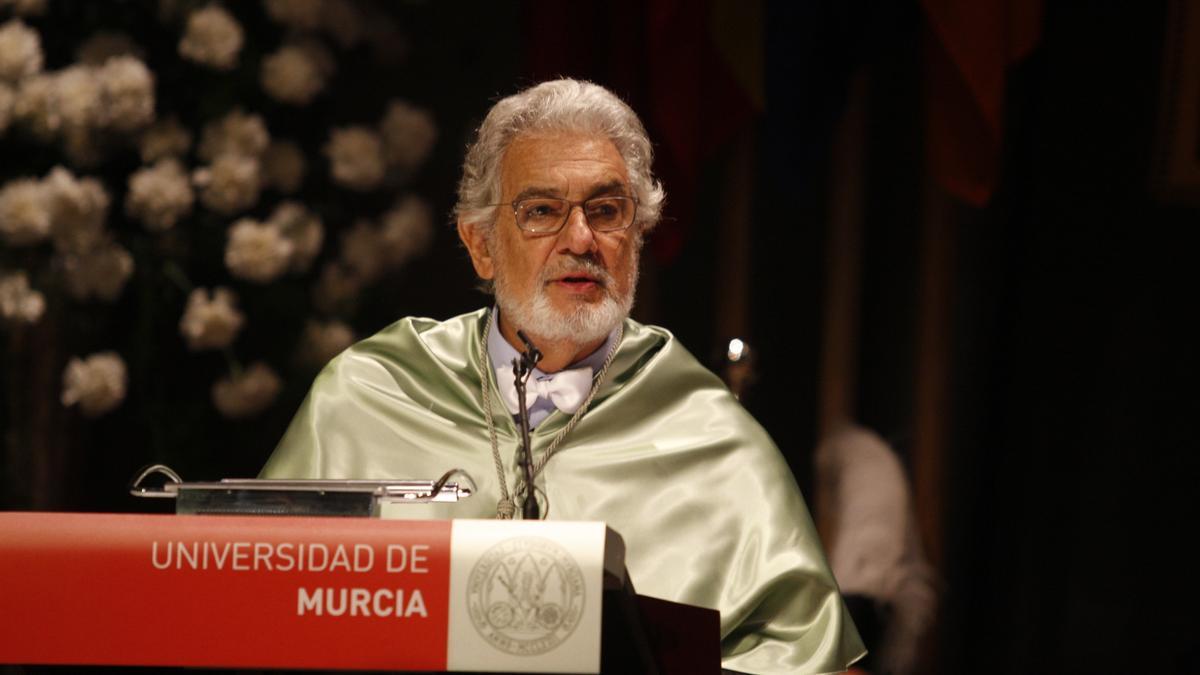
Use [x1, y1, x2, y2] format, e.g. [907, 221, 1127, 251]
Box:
[586, 201, 620, 218]
[523, 202, 562, 219]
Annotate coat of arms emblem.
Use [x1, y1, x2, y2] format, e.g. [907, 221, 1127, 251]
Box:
[466, 536, 585, 655]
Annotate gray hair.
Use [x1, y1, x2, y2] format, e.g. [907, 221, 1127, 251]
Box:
[455, 78, 665, 233]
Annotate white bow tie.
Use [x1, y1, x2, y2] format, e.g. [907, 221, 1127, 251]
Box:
[495, 365, 593, 416]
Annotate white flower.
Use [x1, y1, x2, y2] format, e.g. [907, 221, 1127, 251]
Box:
[60, 240, 134, 302]
[339, 219, 385, 283]
[380, 194, 433, 265]
[194, 154, 261, 214]
[295, 319, 354, 367]
[178, 4, 244, 71]
[262, 139, 305, 193]
[44, 166, 109, 254]
[324, 126, 385, 191]
[0, 82, 13, 134]
[61, 123, 106, 168]
[52, 65, 102, 130]
[126, 158, 194, 231]
[379, 100, 437, 172]
[294, 38, 335, 78]
[311, 261, 361, 314]
[263, 0, 324, 30]
[97, 56, 155, 132]
[320, 0, 365, 48]
[138, 117, 192, 163]
[61, 351, 127, 417]
[76, 31, 143, 66]
[224, 217, 293, 283]
[198, 108, 269, 161]
[0, 0, 47, 17]
[260, 44, 326, 105]
[212, 361, 282, 419]
[0, 177, 50, 245]
[11, 72, 58, 139]
[0, 18, 42, 84]
[267, 201, 323, 272]
[0, 270, 45, 324]
[179, 286, 244, 351]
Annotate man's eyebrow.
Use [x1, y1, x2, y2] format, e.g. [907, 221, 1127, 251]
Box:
[511, 181, 631, 203]
[585, 180, 631, 199]
[512, 186, 563, 202]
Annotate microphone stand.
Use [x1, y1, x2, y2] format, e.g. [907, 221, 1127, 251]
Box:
[512, 330, 542, 519]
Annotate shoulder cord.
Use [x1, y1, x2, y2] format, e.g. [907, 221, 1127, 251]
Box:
[477, 309, 623, 519]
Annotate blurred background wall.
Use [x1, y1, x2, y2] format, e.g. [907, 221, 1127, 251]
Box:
[1, 0, 1196, 672]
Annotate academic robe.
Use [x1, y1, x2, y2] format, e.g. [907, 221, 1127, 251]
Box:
[261, 309, 865, 674]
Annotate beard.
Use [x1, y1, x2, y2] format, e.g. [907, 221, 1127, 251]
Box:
[493, 249, 639, 345]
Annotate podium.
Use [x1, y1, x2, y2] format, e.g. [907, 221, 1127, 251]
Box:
[0, 512, 719, 673]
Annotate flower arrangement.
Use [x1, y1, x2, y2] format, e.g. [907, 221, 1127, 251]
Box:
[0, 0, 440, 455]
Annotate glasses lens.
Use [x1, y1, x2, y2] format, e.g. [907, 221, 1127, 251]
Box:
[516, 199, 569, 232]
[513, 196, 636, 232]
[585, 197, 634, 231]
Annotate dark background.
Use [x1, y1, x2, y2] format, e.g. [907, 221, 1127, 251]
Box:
[2, 1, 1198, 672]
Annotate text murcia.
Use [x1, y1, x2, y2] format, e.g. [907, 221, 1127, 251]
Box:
[297, 587, 428, 617]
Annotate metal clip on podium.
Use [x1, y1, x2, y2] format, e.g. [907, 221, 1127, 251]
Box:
[128, 463, 475, 517]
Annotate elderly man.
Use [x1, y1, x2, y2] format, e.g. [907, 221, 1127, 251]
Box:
[262, 79, 864, 674]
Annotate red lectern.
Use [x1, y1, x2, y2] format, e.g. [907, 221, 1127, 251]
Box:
[0, 512, 718, 673]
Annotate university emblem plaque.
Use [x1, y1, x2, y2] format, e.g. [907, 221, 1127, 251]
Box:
[466, 536, 585, 656]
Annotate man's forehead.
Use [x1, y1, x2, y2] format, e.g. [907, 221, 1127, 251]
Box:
[500, 131, 630, 195]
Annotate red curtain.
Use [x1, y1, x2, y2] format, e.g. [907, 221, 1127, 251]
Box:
[921, 0, 1042, 206]
[522, 0, 761, 263]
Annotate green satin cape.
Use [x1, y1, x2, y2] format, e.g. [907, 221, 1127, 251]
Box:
[261, 309, 865, 674]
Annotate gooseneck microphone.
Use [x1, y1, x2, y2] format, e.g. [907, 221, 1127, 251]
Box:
[517, 330, 542, 371]
[513, 330, 542, 519]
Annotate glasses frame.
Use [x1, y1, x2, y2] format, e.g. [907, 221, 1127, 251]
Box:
[491, 195, 640, 235]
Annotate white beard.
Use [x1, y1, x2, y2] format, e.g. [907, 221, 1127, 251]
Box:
[493, 251, 638, 345]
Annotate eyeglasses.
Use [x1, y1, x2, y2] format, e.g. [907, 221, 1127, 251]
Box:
[499, 196, 638, 234]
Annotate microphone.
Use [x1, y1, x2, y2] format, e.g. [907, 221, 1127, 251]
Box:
[512, 330, 542, 519]
[517, 330, 542, 369]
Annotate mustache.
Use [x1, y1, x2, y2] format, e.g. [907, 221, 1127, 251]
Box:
[539, 255, 614, 287]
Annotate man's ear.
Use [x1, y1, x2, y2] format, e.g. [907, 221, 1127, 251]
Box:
[457, 219, 495, 280]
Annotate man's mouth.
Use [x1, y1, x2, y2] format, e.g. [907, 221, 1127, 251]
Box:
[542, 257, 610, 293]
[552, 273, 603, 291]
[559, 271, 600, 283]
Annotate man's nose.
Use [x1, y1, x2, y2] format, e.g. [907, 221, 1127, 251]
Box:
[558, 205, 598, 254]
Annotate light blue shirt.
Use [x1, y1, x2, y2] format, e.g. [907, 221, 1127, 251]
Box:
[486, 308, 616, 429]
